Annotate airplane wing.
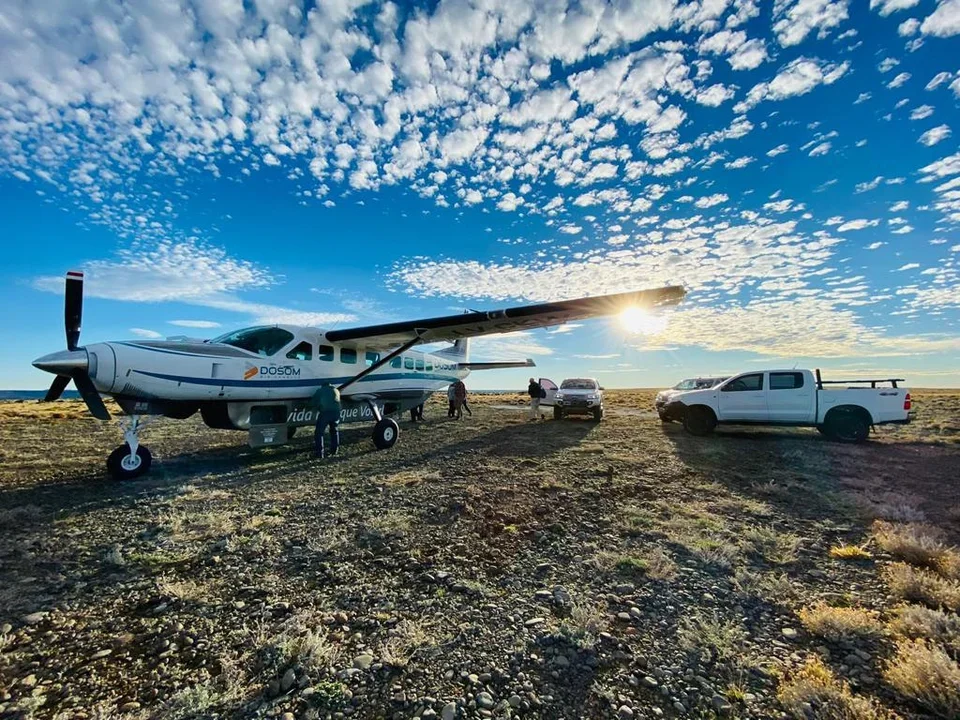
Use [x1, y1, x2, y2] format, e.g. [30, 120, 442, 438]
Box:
[325, 286, 685, 349]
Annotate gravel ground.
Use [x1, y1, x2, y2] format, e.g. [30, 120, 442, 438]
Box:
[0, 391, 958, 719]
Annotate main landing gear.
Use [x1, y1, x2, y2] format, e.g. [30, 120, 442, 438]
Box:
[106, 415, 153, 480]
[366, 400, 399, 451]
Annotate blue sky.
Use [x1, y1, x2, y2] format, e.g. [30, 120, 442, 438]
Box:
[1, 0, 959, 390]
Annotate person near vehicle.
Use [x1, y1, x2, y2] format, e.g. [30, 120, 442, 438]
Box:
[447, 383, 457, 418]
[454, 379, 468, 419]
[409, 403, 424, 422]
[311, 381, 341, 458]
[528, 377, 542, 421]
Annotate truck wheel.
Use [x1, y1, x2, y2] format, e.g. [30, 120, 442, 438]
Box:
[825, 412, 869, 443]
[592, 408, 603, 422]
[683, 407, 716, 436]
[553, 407, 563, 421]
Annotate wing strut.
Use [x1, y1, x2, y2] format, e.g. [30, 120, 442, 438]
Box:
[337, 333, 425, 394]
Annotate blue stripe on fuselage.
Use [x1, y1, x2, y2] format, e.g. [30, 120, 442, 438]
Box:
[132, 370, 460, 388]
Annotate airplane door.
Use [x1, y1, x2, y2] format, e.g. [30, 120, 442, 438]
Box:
[540, 378, 558, 407]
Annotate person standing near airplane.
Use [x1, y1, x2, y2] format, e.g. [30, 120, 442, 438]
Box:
[447, 383, 457, 418]
[312, 381, 341, 458]
[454, 379, 468, 419]
[528, 378, 542, 421]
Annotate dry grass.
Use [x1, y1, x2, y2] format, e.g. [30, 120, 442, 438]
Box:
[678, 611, 746, 665]
[885, 563, 960, 612]
[732, 568, 797, 602]
[778, 658, 897, 720]
[884, 639, 960, 718]
[744, 524, 802, 565]
[560, 601, 608, 648]
[380, 619, 433, 667]
[272, 614, 343, 673]
[873, 521, 960, 576]
[157, 577, 208, 603]
[797, 602, 884, 642]
[593, 547, 678, 581]
[889, 605, 960, 658]
[830, 544, 874, 561]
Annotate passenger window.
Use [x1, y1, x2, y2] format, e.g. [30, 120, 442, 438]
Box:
[318, 345, 334, 362]
[404, 357, 414, 370]
[285, 341, 312, 361]
[426, 360, 433, 371]
[390, 356, 402, 369]
[416, 358, 425, 371]
[365, 351, 381, 367]
[722, 374, 764, 392]
[341, 348, 357, 364]
[770, 372, 804, 390]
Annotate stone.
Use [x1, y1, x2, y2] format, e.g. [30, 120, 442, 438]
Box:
[281, 668, 297, 692]
[1, 623, 12, 634]
[281, 713, 295, 720]
[21, 675, 37, 688]
[441, 701, 457, 720]
[617, 705, 634, 719]
[508, 695, 522, 708]
[476, 691, 495, 709]
[22, 613, 46, 626]
[91, 649, 112, 660]
[353, 654, 374, 670]
[119, 702, 141, 712]
[642, 676, 659, 689]
[524, 618, 545, 627]
[781, 628, 798, 640]
[711, 695, 732, 715]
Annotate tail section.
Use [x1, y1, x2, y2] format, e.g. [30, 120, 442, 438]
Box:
[436, 338, 470, 363]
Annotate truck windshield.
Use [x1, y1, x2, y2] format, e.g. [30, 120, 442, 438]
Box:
[561, 379, 597, 389]
[212, 327, 295, 356]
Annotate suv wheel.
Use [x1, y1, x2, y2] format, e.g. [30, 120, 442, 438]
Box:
[683, 406, 717, 436]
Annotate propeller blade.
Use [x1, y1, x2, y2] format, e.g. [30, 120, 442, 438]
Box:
[65, 270, 84, 351]
[72, 371, 111, 420]
[43, 375, 71, 402]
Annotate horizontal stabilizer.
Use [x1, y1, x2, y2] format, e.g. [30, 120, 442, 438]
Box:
[460, 359, 536, 370]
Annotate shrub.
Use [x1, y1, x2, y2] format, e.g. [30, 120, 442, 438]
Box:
[560, 601, 607, 648]
[885, 563, 960, 612]
[798, 603, 884, 642]
[889, 605, 960, 659]
[884, 639, 960, 718]
[873, 521, 960, 575]
[830, 544, 874, 561]
[678, 611, 746, 665]
[778, 658, 897, 720]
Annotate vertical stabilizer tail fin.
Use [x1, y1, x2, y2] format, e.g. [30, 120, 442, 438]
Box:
[436, 338, 470, 362]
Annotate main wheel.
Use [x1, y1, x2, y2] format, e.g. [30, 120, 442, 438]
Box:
[825, 412, 869, 443]
[683, 406, 717, 436]
[592, 408, 603, 422]
[372, 418, 400, 450]
[287, 426, 297, 439]
[106, 445, 152, 480]
[553, 407, 563, 421]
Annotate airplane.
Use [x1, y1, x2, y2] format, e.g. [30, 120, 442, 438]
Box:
[32, 271, 685, 480]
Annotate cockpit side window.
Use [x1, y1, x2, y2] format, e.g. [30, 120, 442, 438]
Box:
[213, 327, 295, 356]
[390, 356, 402, 368]
[286, 341, 312, 361]
[365, 351, 381, 367]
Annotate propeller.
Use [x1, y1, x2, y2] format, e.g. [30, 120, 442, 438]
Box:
[33, 271, 111, 420]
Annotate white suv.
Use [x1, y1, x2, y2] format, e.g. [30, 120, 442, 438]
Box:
[553, 378, 604, 421]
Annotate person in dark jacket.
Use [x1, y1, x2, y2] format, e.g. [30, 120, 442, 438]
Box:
[311, 381, 341, 457]
[454, 380, 468, 419]
[528, 378, 542, 420]
[409, 403, 424, 422]
[447, 383, 457, 418]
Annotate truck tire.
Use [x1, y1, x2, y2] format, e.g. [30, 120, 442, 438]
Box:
[554, 407, 563, 421]
[824, 410, 869, 443]
[592, 408, 603, 422]
[683, 406, 716, 436]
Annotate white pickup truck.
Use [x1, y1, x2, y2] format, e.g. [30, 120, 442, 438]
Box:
[659, 369, 911, 442]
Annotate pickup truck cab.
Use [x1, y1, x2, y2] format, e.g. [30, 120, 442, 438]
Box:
[661, 369, 911, 442]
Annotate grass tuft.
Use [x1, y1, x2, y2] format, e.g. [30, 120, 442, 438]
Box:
[884, 639, 960, 718]
[778, 658, 897, 720]
[380, 619, 433, 668]
[889, 605, 960, 658]
[885, 563, 960, 612]
[678, 611, 746, 665]
[830, 544, 874, 561]
[873, 521, 960, 576]
[797, 602, 884, 642]
[560, 601, 607, 648]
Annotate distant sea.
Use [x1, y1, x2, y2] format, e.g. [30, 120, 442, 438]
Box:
[0, 390, 80, 401]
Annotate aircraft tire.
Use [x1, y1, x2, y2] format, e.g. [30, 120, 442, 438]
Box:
[106, 445, 152, 480]
[372, 418, 400, 450]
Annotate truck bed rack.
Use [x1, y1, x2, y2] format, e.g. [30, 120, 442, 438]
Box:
[814, 369, 905, 389]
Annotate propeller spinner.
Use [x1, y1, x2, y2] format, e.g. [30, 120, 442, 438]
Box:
[32, 271, 111, 420]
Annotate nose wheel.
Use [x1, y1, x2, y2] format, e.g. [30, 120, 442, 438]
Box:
[106, 415, 153, 480]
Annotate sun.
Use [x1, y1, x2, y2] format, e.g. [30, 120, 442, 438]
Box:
[619, 307, 668, 335]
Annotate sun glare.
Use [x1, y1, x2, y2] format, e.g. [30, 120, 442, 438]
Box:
[619, 307, 668, 335]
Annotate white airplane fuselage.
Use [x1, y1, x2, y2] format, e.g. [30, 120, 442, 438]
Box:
[72, 325, 470, 429]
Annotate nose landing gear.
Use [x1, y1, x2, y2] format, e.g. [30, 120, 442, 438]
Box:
[106, 415, 153, 480]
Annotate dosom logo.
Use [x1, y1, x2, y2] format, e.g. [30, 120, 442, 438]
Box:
[243, 365, 258, 380]
[260, 365, 300, 376]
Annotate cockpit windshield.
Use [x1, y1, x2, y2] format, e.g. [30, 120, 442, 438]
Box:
[212, 327, 295, 356]
[561, 379, 597, 390]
